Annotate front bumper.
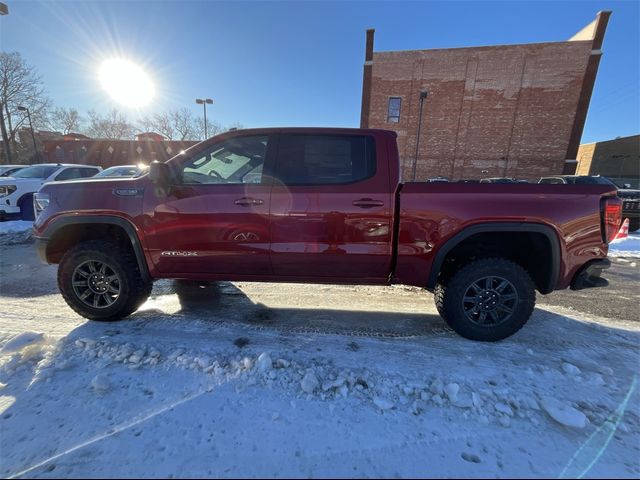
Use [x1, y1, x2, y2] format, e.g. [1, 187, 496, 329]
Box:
[570, 258, 610, 290]
[0, 204, 21, 215]
[35, 236, 49, 264]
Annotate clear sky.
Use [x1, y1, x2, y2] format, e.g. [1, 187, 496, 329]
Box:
[2, 0, 638, 143]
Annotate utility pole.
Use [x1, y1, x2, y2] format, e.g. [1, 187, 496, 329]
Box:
[412, 91, 428, 181]
[17, 106, 39, 163]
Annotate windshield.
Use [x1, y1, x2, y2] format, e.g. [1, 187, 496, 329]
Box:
[12, 165, 59, 179]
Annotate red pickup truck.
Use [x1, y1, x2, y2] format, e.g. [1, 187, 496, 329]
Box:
[33, 128, 621, 341]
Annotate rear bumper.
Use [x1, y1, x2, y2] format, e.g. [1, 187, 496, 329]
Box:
[570, 258, 610, 290]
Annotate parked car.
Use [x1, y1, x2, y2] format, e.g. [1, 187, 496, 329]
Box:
[34, 128, 620, 341]
[93, 164, 148, 179]
[0, 163, 102, 220]
[480, 177, 518, 184]
[539, 175, 639, 231]
[426, 177, 449, 183]
[0, 165, 28, 177]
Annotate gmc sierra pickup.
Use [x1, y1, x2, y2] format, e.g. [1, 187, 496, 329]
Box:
[33, 128, 622, 341]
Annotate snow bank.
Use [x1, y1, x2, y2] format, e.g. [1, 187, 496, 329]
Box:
[609, 233, 640, 257]
[0, 332, 45, 355]
[0, 220, 33, 245]
[0, 220, 32, 234]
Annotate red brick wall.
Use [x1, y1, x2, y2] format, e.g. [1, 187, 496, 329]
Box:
[366, 41, 594, 181]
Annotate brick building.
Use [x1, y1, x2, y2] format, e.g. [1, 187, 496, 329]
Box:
[360, 11, 611, 181]
[576, 134, 640, 188]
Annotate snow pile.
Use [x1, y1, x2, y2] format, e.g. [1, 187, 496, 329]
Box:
[0, 220, 33, 245]
[64, 336, 603, 432]
[0, 331, 56, 377]
[0, 220, 32, 234]
[0, 332, 45, 355]
[609, 232, 640, 257]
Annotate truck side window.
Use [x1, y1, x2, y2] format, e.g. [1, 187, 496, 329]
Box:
[181, 136, 268, 185]
[276, 135, 375, 185]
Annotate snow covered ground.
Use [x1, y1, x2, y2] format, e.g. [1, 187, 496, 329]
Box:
[0, 248, 639, 478]
[609, 233, 640, 258]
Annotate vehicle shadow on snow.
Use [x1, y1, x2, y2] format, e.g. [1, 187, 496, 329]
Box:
[134, 280, 451, 338]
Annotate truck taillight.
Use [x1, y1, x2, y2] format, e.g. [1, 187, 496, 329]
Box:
[602, 197, 622, 244]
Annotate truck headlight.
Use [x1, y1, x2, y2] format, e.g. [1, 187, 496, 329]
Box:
[0, 185, 17, 197]
[34, 192, 50, 217]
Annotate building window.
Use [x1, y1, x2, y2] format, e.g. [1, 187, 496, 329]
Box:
[387, 97, 401, 123]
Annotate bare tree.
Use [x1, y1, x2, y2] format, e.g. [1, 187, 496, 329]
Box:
[139, 111, 175, 140]
[49, 107, 82, 134]
[139, 108, 199, 141]
[138, 108, 242, 142]
[0, 52, 51, 163]
[85, 109, 135, 139]
[171, 108, 196, 140]
[193, 116, 224, 141]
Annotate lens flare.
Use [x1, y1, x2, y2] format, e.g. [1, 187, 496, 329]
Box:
[99, 58, 154, 107]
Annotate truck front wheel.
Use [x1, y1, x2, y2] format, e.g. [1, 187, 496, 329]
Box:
[434, 258, 536, 341]
[58, 240, 152, 321]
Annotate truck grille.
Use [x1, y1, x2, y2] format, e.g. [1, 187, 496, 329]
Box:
[623, 201, 639, 210]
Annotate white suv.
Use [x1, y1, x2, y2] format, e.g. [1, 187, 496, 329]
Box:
[0, 163, 102, 220]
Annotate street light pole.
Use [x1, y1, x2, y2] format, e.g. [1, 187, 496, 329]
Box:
[17, 106, 39, 163]
[412, 91, 428, 181]
[195, 98, 213, 139]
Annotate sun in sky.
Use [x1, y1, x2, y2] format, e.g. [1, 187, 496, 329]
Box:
[99, 58, 155, 108]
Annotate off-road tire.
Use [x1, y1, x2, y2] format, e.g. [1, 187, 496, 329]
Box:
[435, 257, 536, 341]
[58, 240, 152, 321]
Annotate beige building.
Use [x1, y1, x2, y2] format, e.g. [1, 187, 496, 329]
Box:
[576, 134, 640, 188]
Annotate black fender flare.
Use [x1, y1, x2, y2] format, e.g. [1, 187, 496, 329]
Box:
[38, 215, 151, 282]
[426, 222, 561, 294]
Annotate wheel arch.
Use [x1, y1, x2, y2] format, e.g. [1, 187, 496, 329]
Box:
[39, 215, 151, 282]
[426, 222, 561, 294]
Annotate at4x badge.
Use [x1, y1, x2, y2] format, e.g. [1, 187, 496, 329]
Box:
[161, 251, 199, 257]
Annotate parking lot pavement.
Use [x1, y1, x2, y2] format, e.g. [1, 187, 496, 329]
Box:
[539, 257, 640, 323]
[1, 243, 639, 478]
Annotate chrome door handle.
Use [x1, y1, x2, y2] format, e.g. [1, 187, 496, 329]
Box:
[352, 198, 384, 209]
[234, 197, 264, 206]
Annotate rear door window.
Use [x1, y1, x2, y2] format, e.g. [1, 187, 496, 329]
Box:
[275, 134, 375, 185]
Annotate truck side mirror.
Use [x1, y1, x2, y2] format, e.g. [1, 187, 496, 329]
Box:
[149, 161, 170, 197]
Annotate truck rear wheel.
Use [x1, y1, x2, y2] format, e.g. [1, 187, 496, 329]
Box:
[58, 240, 152, 321]
[434, 258, 535, 341]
